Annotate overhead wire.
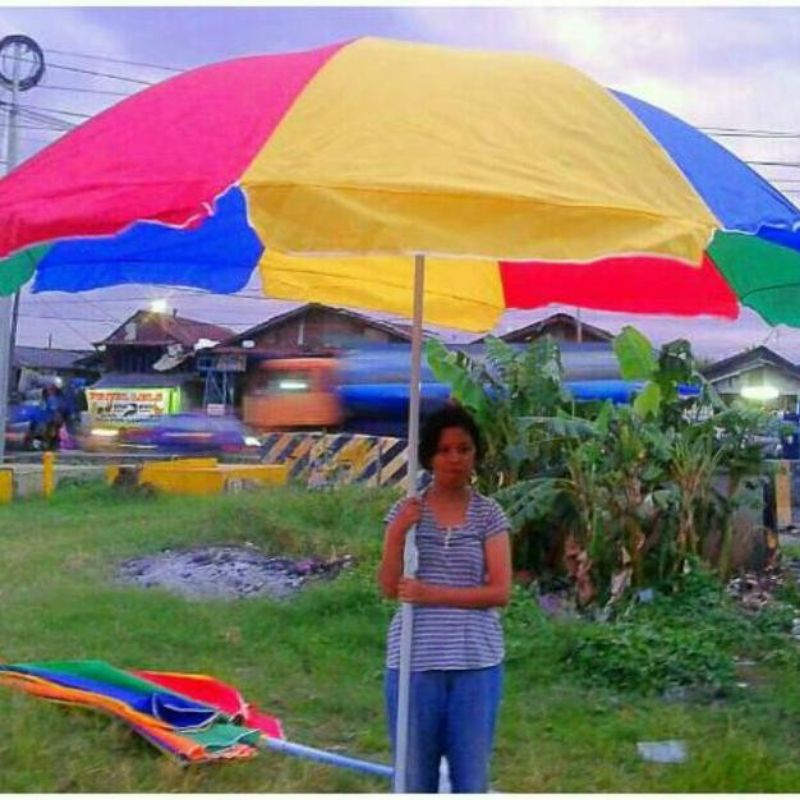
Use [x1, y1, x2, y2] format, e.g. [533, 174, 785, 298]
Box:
[7, 101, 92, 120]
[36, 84, 133, 97]
[23, 296, 102, 347]
[43, 46, 185, 73]
[3, 51, 156, 86]
[3, 103, 77, 130]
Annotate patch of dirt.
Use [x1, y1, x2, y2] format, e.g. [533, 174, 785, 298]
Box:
[115, 544, 354, 601]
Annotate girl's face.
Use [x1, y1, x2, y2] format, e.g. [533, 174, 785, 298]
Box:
[431, 426, 476, 489]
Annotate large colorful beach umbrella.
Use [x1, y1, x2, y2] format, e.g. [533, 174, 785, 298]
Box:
[1, 36, 799, 791]
[1, 38, 800, 328]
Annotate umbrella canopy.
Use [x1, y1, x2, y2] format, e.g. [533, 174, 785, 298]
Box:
[0, 660, 280, 762]
[1, 36, 799, 330]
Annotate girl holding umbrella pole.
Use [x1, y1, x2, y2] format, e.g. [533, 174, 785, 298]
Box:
[378, 404, 512, 792]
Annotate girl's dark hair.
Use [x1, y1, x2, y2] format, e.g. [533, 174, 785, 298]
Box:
[418, 403, 483, 471]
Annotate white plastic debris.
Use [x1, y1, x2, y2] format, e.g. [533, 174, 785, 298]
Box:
[637, 740, 688, 764]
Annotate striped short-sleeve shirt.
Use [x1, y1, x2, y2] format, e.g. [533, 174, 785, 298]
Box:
[384, 489, 510, 672]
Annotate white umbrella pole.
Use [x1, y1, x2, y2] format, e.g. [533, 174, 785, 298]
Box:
[393, 253, 425, 793]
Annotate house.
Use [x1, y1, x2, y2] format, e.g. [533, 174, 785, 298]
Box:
[702, 346, 800, 410]
[95, 309, 234, 374]
[86, 310, 234, 424]
[12, 345, 100, 399]
[498, 312, 615, 344]
[198, 303, 419, 413]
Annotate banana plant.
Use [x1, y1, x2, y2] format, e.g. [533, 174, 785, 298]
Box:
[425, 335, 571, 492]
[427, 327, 778, 606]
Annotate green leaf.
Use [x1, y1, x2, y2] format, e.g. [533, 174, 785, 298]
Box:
[614, 326, 657, 380]
[633, 381, 662, 419]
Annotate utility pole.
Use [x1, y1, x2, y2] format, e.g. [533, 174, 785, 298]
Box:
[0, 35, 45, 463]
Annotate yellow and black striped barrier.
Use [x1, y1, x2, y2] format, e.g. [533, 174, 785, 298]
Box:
[259, 432, 417, 488]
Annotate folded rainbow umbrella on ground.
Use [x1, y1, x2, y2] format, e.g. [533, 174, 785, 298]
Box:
[0, 660, 282, 762]
[0, 660, 391, 777]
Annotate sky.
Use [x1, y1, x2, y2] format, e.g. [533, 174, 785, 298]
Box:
[1, 3, 800, 359]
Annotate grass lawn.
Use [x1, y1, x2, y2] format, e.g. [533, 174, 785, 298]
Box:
[2, 482, 800, 792]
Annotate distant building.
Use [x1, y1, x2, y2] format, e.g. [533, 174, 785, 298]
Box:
[496, 312, 614, 344]
[86, 310, 234, 425]
[12, 345, 100, 398]
[219, 302, 413, 354]
[96, 309, 234, 374]
[702, 346, 800, 410]
[201, 303, 419, 413]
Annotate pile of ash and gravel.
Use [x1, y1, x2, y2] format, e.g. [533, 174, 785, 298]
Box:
[116, 544, 354, 601]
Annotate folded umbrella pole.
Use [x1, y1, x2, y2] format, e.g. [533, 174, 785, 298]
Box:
[258, 736, 393, 780]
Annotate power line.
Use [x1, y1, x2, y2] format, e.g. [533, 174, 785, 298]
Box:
[702, 128, 800, 139]
[41, 58, 156, 87]
[12, 101, 92, 120]
[0, 120, 66, 132]
[38, 84, 132, 98]
[701, 125, 800, 137]
[745, 160, 800, 169]
[1, 52, 156, 86]
[12, 105, 75, 131]
[44, 47, 184, 74]
[23, 298, 99, 347]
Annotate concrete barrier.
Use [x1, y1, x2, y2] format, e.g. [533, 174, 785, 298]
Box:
[106, 458, 288, 496]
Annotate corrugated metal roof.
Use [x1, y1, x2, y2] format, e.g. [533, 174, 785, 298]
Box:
[99, 310, 234, 348]
[89, 372, 199, 389]
[14, 346, 96, 371]
[223, 302, 412, 346]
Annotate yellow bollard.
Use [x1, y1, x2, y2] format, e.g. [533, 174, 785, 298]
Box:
[42, 451, 55, 498]
[0, 469, 12, 503]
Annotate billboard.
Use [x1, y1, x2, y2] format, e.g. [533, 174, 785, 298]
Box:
[86, 387, 179, 424]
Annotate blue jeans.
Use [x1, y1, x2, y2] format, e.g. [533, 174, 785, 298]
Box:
[384, 664, 503, 793]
